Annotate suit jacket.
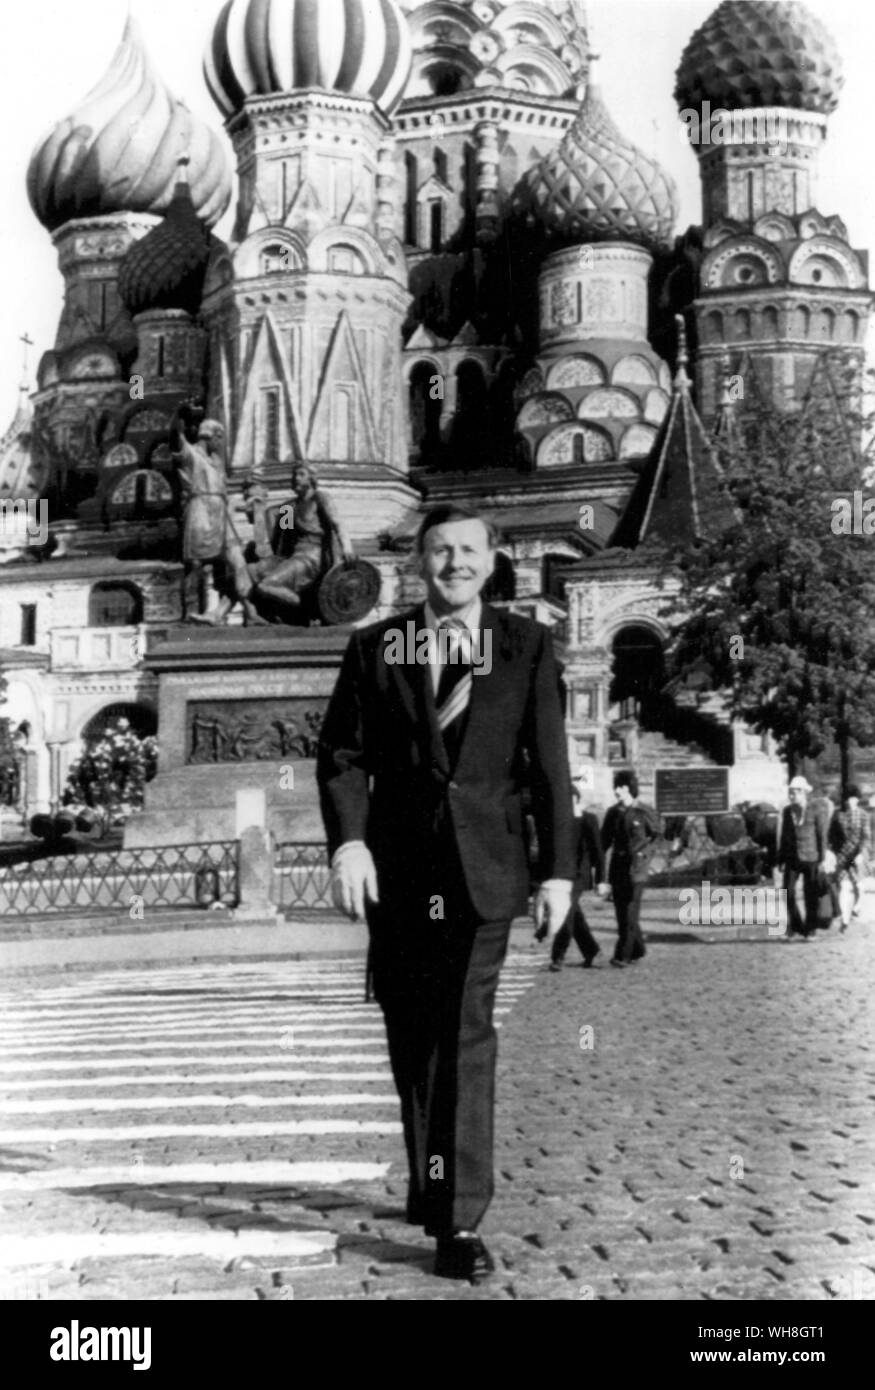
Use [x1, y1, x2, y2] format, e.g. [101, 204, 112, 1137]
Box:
[572, 811, 605, 892]
[601, 801, 662, 886]
[778, 800, 828, 866]
[317, 603, 575, 923]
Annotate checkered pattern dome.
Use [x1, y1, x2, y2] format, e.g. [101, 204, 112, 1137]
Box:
[520, 84, 678, 251]
[675, 0, 843, 115]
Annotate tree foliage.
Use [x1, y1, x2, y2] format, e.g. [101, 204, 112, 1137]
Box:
[662, 354, 875, 784]
[63, 717, 157, 832]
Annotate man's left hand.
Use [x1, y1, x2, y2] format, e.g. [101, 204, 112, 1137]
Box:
[532, 883, 572, 942]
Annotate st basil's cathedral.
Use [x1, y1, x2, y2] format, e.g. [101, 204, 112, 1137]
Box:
[0, 0, 868, 825]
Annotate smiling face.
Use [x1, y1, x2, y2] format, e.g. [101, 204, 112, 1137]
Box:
[418, 518, 496, 616]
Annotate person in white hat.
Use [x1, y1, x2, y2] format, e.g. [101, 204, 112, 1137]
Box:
[777, 776, 831, 938]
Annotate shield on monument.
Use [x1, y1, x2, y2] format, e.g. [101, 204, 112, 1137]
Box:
[318, 559, 381, 626]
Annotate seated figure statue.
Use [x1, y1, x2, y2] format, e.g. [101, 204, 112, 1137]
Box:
[244, 463, 355, 623]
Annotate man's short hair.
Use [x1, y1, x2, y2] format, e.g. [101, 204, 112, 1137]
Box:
[291, 463, 316, 482]
[197, 419, 224, 441]
[845, 783, 862, 801]
[613, 769, 639, 798]
[415, 504, 498, 554]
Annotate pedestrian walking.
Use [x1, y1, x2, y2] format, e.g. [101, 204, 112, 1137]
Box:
[828, 784, 870, 932]
[777, 775, 831, 939]
[548, 774, 605, 971]
[317, 503, 574, 1284]
[599, 770, 661, 967]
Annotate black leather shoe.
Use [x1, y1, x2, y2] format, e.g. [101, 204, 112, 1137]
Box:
[434, 1233, 495, 1283]
[548, 959, 563, 972]
[610, 958, 627, 969]
[582, 949, 602, 968]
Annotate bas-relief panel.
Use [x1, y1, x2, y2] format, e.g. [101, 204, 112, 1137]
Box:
[186, 698, 328, 765]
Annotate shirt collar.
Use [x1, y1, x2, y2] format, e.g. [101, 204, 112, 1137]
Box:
[423, 597, 483, 632]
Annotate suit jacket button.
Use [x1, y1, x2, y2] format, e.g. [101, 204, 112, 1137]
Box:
[449, 780, 459, 790]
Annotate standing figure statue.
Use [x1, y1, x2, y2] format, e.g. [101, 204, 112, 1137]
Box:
[171, 411, 263, 626]
[245, 463, 355, 623]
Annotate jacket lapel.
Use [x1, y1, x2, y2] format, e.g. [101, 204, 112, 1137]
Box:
[453, 604, 513, 781]
[388, 605, 450, 775]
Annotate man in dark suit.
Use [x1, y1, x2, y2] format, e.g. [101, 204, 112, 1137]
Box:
[599, 770, 661, 967]
[317, 504, 574, 1283]
[549, 775, 605, 970]
[778, 775, 830, 938]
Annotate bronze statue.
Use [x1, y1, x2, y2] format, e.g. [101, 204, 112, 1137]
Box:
[172, 412, 264, 626]
[244, 463, 354, 622]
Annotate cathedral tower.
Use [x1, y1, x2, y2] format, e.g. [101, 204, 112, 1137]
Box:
[675, 0, 871, 419]
[26, 17, 231, 518]
[202, 0, 416, 534]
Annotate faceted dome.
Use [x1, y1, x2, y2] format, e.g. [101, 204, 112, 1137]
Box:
[675, 1, 843, 115]
[205, 0, 413, 119]
[520, 84, 678, 251]
[28, 18, 231, 232]
[118, 165, 216, 317]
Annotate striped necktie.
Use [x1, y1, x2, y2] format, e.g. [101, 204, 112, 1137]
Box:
[436, 618, 473, 734]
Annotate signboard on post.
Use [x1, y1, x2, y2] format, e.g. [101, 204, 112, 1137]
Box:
[654, 767, 730, 815]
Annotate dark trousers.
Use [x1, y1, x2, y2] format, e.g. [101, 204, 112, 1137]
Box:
[368, 880, 510, 1236]
[611, 872, 646, 962]
[784, 860, 821, 936]
[551, 896, 599, 964]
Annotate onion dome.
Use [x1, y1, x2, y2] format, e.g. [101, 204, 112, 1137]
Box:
[521, 82, 678, 251]
[28, 18, 231, 233]
[675, 1, 843, 116]
[118, 161, 215, 317]
[205, 0, 412, 119]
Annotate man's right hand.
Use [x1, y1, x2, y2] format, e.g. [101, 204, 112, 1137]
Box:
[330, 842, 379, 920]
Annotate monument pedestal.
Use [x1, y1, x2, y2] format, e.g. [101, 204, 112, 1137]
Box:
[124, 626, 347, 850]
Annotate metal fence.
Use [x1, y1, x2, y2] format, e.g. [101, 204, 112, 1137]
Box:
[274, 843, 333, 910]
[0, 842, 239, 917]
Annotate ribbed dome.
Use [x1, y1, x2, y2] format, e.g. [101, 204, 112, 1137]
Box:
[675, 1, 843, 115]
[28, 18, 232, 232]
[205, 0, 412, 118]
[520, 84, 678, 251]
[118, 165, 215, 317]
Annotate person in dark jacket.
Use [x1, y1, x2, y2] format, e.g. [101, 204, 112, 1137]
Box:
[777, 775, 830, 938]
[317, 505, 574, 1284]
[828, 783, 870, 931]
[599, 769, 661, 967]
[549, 774, 605, 970]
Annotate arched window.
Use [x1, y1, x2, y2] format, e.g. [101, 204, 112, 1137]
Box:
[261, 244, 288, 274]
[89, 582, 143, 628]
[408, 361, 442, 464]
[451, 360, 489, 469]
[404, 152, 418, 245]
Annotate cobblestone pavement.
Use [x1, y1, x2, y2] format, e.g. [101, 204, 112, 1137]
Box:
[0, 917, 873, 1302]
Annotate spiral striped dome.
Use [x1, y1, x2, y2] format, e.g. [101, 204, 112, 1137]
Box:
[205, 0, 413, 119]
[28, 18, 231, 233]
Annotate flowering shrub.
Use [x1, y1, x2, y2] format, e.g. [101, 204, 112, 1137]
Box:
[63, 717, 158, 834]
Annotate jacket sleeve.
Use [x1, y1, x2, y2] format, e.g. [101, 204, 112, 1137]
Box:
[523, 626, 575, 882]
[316, 633, 372, 858]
